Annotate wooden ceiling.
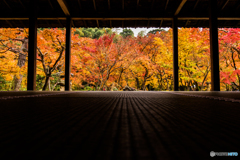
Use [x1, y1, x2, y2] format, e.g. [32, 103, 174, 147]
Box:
[0, 0, 240, 28]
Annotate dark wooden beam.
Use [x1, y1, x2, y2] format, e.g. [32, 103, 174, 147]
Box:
[137, 0, 139, 7]
[72, 20, 75, 28]
[236, 1, 240, 10]
[209, 0, 220, 91]
[11, 21, 16, 27]
[172, 16, 178, 91]
[151, 0, 155, 9]
[222, 0, 230, 10]
[122, 20, 124, 28]
[193, 0, 200, 10]
[110, 20, 112, 28]
[93, 0, 97, 11]
[108, 0, 111, 10]
[234, 1, 240, 14]
[122, 0, 124, 11]
[179, 17, 208, 20]
[18, 0, 26, 9]
[65, 17, 72, 91]
[147, 20, 150, 28]
[57, 0, 70, 16]
[57, 19, 64, 27]
[77, 0, 83, 18]
[48, 0, 54, 10]
[77, 0, 82, 10]
[135, 20, 137, 29]
[72, 17, 173, 21]
[3, 0, 12, 10]
[236, 20, 240, 25]
[45, 20, 52, 28]
[19, 20, 26, 28]
[3, 17, 240, 21]
[223, 20, 228, 26]
[160, 19, 163, 27]
[180, 17, 240, 20]
[96, 20, 99, 28]
[234, 20, 240, 27]
[195, 20, 201, 27]
[185, 19, 189, 27]
[175, 0, 187, 16]
[165, 0, 169, 10]
[83, 20, 87, 27]
[27, 0, 37, 91]
[203, 20, 207, 27]
[5, 20, 13, 28]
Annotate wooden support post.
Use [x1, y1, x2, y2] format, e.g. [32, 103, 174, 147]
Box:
[65, 17, 72, 91]
[175, 0, 187, 16]
[27, 0, 37, 91]
[172, 16, 178, 91]
[209, 0, 220, 91]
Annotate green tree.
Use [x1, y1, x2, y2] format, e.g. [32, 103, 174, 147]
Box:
[75, 28, 112, 39]
[93, 30, 104, 39]
[105, 28, 113, 35]
[74, 29, 84, 37]
[138, 30, 146, 37]
[85, 28, 93, 38]
[120, 29, 134, 38]
[148, 29, 164, 35]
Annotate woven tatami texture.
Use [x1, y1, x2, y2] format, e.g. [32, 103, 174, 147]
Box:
[0, 91, 239, 159]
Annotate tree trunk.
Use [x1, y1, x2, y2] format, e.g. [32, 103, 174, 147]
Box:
[141, 77, 147, 91]
[201, 69, 210, 91]
[13, 38, 28, 91]
[117, 69, 124, 86]
[135, 77, 140, 90]
[42, 75, 50, 91]
[48, 79, 51, 91]
[187, 80, 191, 91]
[141, 66, 149, 91]
[158, 77, 162, 91]
[170, 77, 174, 91]
[237, 74, 240, 91]
[166, 79, 169, 91]
[194, 81, 199, 91]
[125, 77, 129, 86]
[14, 75, 23, 91]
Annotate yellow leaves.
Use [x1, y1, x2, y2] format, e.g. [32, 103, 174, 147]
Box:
[101, 52, 106, 57]
[5, 75, 13, 81]
[154, 37, 164, 46]
[177, 28, 211, 85]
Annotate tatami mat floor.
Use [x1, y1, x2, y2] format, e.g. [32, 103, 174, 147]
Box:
[0, 91, 239, 159]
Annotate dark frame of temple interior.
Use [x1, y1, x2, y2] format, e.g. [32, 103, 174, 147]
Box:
[0, 0, 240, 159]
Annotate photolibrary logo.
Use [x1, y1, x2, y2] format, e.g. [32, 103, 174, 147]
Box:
[210, 151, 238, 157]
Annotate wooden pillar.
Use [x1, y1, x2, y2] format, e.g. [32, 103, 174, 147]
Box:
[27, 0, 37, 91]
[209, 0, 220, 91]
[172, 16, 179, 91]
[65, 17, 72, 91]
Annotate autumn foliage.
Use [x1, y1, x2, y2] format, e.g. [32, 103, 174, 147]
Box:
[0, 27, 240, 91]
